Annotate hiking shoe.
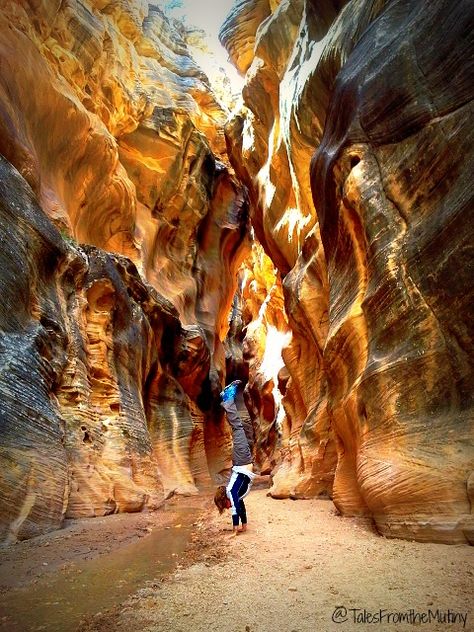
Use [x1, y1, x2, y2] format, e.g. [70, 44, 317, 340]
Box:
[220, 380, 242, 402]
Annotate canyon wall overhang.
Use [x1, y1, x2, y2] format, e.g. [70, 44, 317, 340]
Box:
[0, 1, 251, 542]
[222, 0, 474, 543]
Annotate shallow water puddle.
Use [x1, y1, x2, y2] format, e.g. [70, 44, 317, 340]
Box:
[0, 496, 206, 632]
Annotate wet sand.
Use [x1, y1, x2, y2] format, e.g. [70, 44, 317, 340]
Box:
[0, 494, 212, 632]
[80, 487, 473, 632]
[1, 482, 473, 632]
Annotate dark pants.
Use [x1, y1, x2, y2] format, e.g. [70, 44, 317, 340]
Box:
[226, 471, 251, 527]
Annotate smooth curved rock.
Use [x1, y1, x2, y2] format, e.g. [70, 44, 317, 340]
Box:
[224, 242, 291, 474]
[2, 0, 473, 547]
[0, 154, 71, 543]
[224, 0, 474, 542]
[0, 155, 186, 540]
[310, 0, 474, 543]
[0, 1, 250, 541]
[225, 0, 339, 501]
[219, 0, 272, 75]
[0, 1, 247, 330]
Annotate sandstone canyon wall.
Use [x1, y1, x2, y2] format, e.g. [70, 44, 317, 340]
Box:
[0, 1, 249, 544]
[1, 0, 473, 548]
[222, 0, 474, 543]
[224, 241, 291, 474]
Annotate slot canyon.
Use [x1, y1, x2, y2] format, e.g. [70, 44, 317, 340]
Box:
[0, 0, 473, 629]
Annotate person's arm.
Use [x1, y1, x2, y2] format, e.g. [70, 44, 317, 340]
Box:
[227, 474, 242, 530]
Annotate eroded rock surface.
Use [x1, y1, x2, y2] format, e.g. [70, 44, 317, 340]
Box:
[0, 155, 221, 542]
[1, 0, 473, 547]
[0, 1, 248, 331]
[224, 0, 338, 502]
[223, 0, 474, 542]
[0, 1, 249, 543]
[222, 242, 291, 474]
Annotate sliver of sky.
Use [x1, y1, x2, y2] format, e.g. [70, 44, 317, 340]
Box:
[158, 0, 244, 95]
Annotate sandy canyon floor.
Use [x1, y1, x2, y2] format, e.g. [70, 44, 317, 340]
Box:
[0, 480, 472, 632]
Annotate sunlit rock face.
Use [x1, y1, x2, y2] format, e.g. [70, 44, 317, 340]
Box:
[0, 155, 223, 543]
[224, 242, 291, 474]
[223, 0, 474, 543]
[219, 0, 272, 76]
[223, 0, 337, 501]
[0, 2, 249, 542]
[0, 1, 247, 332]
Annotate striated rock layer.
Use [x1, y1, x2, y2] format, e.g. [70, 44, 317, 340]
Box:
[223, 0, 474, 543]
[224, 242, 291, 474]
[224, 0, 338, 502]
[0, 1, 249, 543]
[0, 154, 222, 542]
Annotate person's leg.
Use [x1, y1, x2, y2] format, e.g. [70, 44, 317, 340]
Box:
[221, 399, 241, 425]
[222, 400, 253, 466]
[239, 474, 252, 501]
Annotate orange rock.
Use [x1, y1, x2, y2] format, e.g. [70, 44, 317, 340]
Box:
[0, 2, 249, 542]
[223, 0, 474, 543]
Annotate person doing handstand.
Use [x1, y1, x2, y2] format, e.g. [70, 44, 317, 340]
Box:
[214, 380, 256, 535]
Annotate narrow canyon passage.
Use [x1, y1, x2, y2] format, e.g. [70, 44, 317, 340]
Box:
[0, 1, 473, 631]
